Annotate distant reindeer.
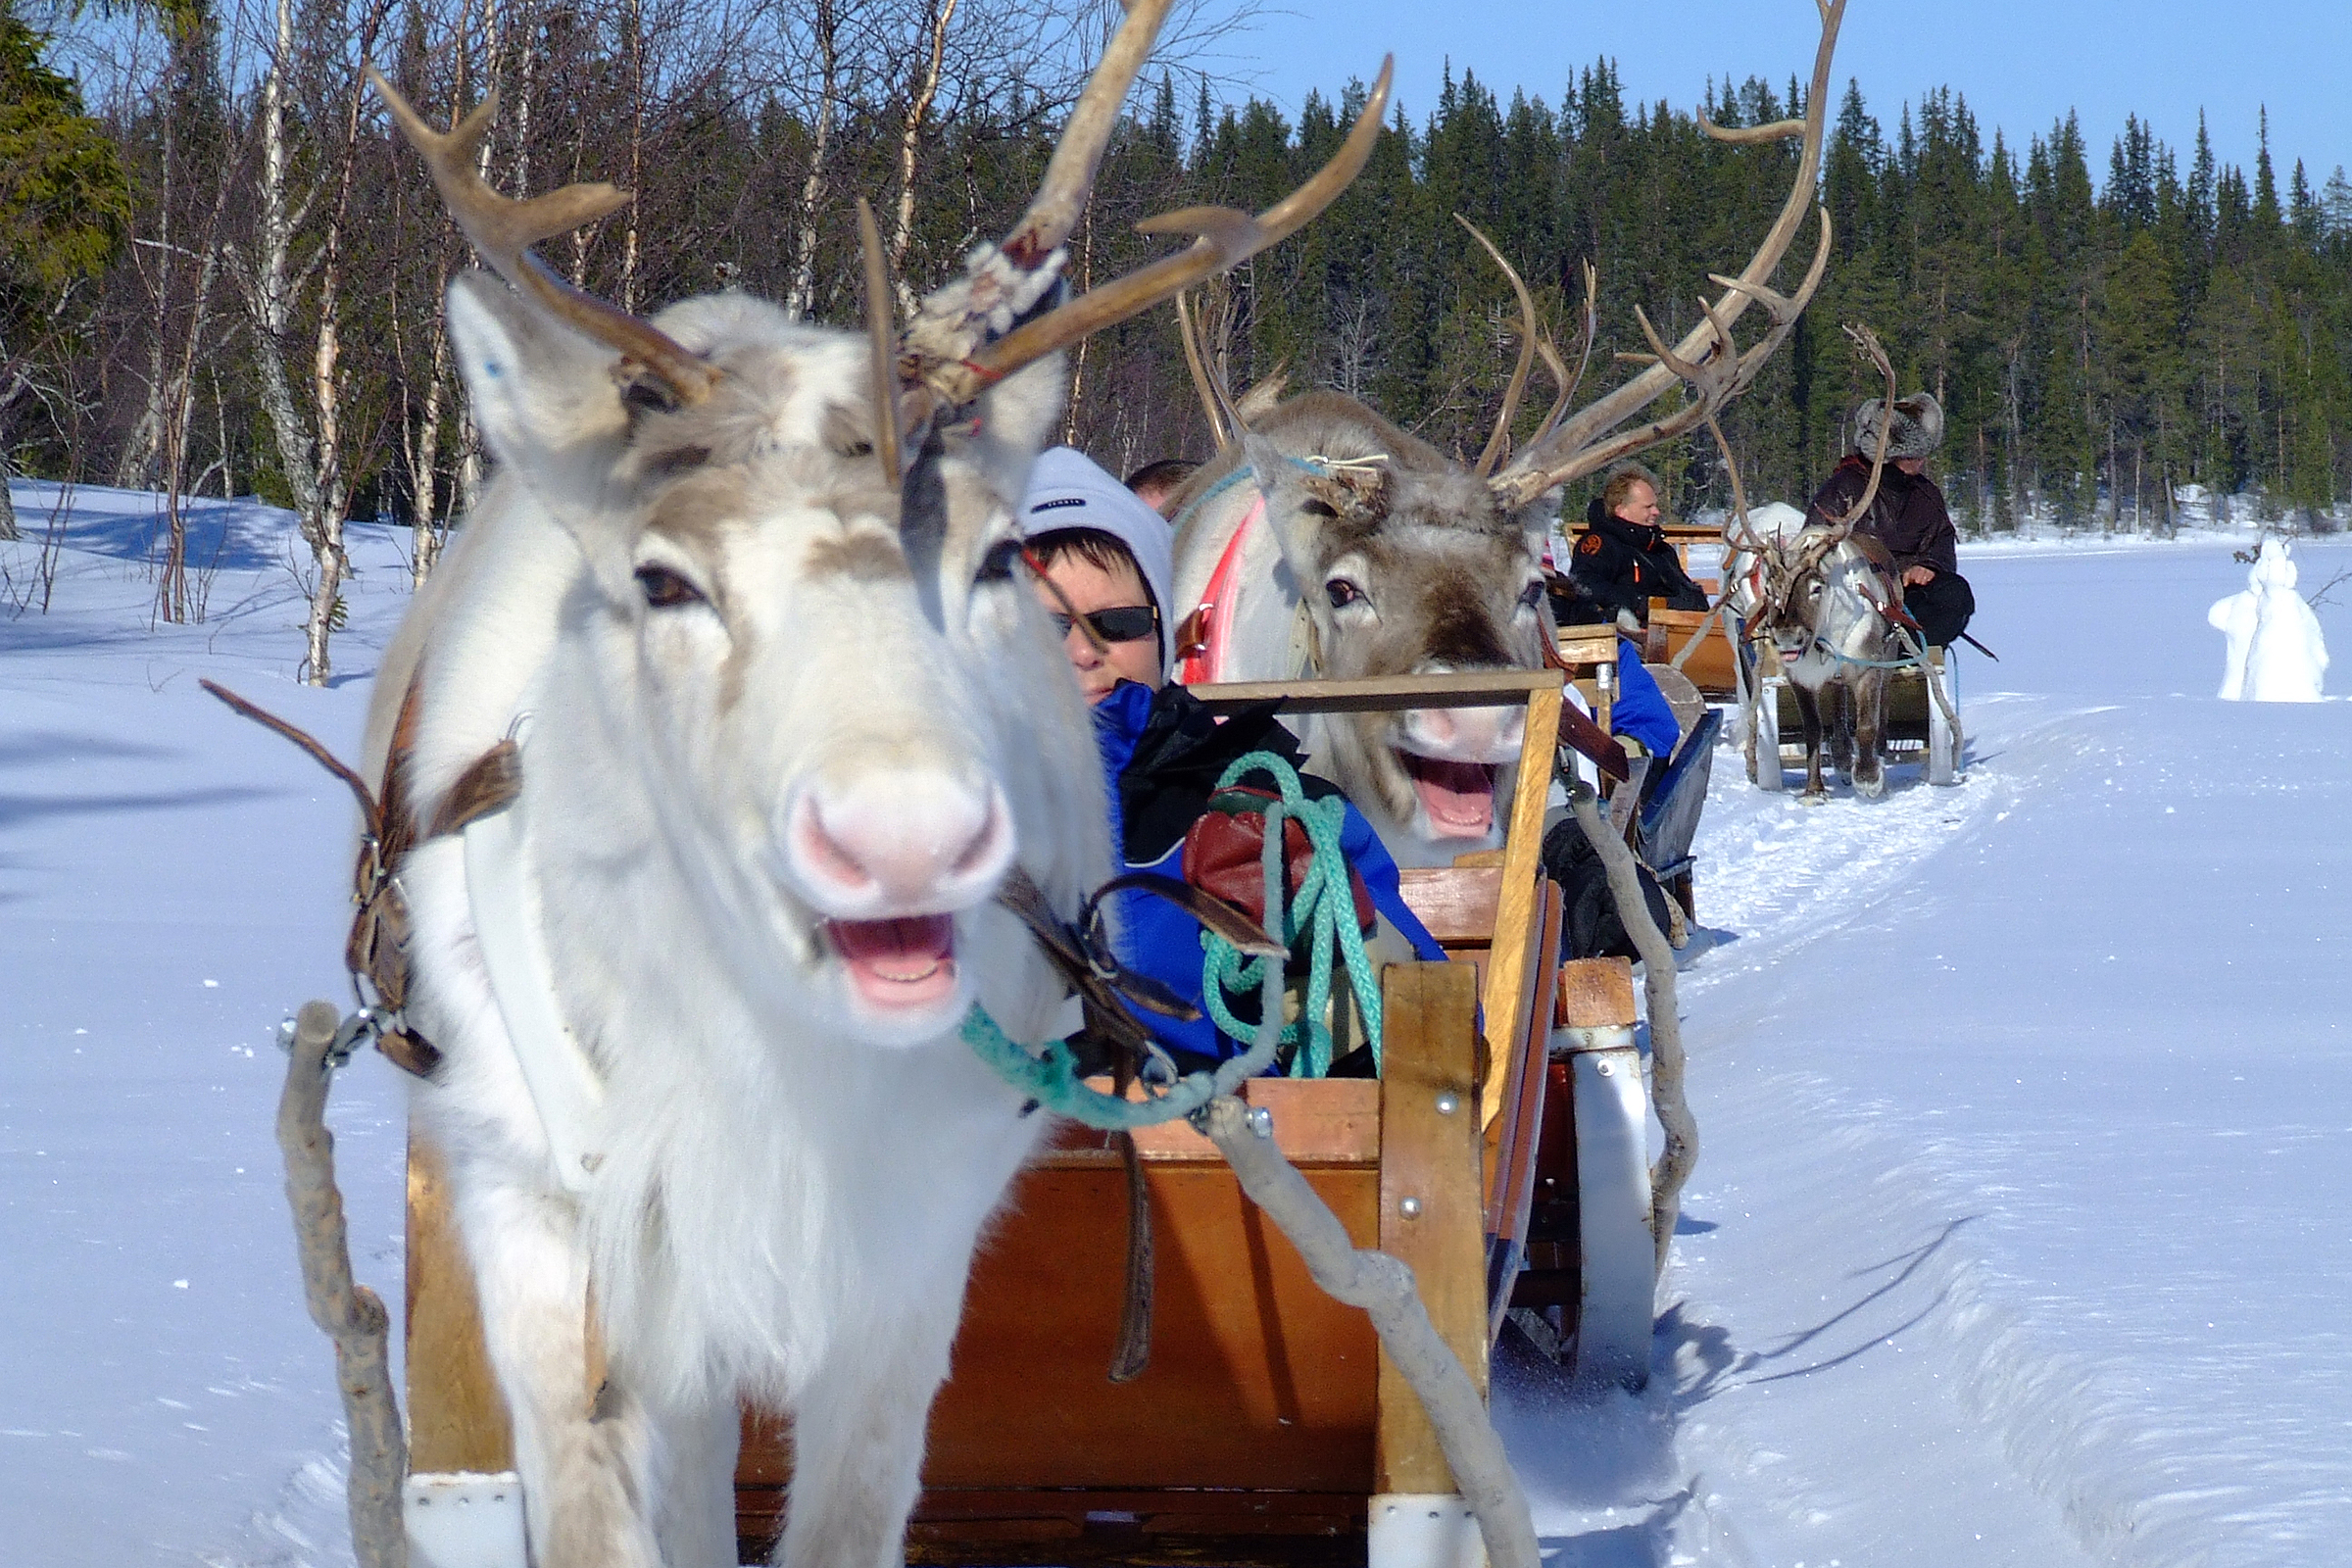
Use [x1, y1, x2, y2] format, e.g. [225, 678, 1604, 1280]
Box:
[359, 5, 1391, 1561]
[1725, 324, 1904, 799]
[1168, 0, 1846, 867]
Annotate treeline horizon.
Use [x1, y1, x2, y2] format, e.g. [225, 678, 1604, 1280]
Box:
[7, 0, 2350, 650]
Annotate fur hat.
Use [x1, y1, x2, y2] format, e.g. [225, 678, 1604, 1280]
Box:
[1850, 392, 1944, 462]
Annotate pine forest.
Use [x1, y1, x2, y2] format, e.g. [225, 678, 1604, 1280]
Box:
[7, 0, 2352, 652]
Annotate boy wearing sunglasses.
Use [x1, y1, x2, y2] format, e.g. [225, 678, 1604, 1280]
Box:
[1020, 450, 1445, 1072]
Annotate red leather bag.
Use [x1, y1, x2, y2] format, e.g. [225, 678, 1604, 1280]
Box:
[1180, 786, 1376, 937]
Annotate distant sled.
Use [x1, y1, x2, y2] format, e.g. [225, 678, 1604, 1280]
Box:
[1740, 639, 1963, 794]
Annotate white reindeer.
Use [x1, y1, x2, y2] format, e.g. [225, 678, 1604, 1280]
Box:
[1166, 0, 1845, 868]
[357, 13, 1392, 1563]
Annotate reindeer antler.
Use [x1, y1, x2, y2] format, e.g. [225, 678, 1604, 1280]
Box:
[1176, 288, 1234, 448]
[1827, 321, 1897, 533]
[1487, 0, 1845, 508]
[1455, 216, 1540, 477]
[909, 55, 1395, 411]
[368, 68, 721, 408]
[1705, 410, 1767, 555]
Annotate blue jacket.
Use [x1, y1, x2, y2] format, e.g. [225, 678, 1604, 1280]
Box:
[1610, 639, 1683, 759]
[1093, 681, 1446, 1065]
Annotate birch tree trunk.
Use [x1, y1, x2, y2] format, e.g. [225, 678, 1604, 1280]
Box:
[401, 289, 452, 586]
[785, 0, 841, 320]
[242, 0, 387, 682]
[244, 0, 325, 573]
[886, 0, 958, 315]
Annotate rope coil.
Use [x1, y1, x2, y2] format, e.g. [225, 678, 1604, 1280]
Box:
[962, 752, 1383, 1122]
[1197, 751, 1384, 1079]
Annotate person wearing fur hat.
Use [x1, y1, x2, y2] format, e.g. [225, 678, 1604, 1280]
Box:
[1803, 391, 1977, 649]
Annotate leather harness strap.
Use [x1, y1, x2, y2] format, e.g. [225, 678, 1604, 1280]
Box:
[1174, 494, 1265, 686]
[203, 674, 521, 1079]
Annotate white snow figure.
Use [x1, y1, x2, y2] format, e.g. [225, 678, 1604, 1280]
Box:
[2209, 539, 2328, 701]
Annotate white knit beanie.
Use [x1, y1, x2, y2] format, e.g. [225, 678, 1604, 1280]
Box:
[1018, 446, 1177, 671]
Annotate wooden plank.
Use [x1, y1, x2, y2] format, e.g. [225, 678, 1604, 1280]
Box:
[1395, 866, 1501, 948]
[1478, 679, 1562, 1129]
[1553, 628, 1616, 668]
[1647, 607, 1739, 696]
[1187, 669, 1560, 716]
[1484, 881, 1563, 1246]
[405, 1132, 513, 1474]
[1044, 1079, 1379, 1166]
[1374, 963, 1487, 1495]
[901, 1161, 1382, 1494]
[1557, 957, 1637, 1029]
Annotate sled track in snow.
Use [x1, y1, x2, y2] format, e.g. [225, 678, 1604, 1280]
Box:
[1680, 728, 2021, 988]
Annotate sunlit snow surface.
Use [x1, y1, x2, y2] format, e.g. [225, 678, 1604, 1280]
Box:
[7, 489, 2352, 1565]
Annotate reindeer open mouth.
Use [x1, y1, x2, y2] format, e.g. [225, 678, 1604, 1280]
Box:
[824, 915, 960, 1008]
[1395, 750, 1499, 837]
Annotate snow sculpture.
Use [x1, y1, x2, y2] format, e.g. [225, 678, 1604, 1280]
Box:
[2209, 539, 2328, 701]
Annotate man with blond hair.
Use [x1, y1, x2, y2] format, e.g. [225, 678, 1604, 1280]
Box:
[1569, 462, 1708, 624]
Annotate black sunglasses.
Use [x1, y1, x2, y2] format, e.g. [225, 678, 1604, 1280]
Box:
[1048, 605, 1159, 645]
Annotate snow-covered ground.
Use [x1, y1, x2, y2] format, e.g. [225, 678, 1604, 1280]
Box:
[6, 483, 2351, 1566]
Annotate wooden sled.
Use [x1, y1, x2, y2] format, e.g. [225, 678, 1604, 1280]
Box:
[1641, 607, 1738, 701]
[401, 670, 1663, 1568]
[1743, 639, 1962, 792]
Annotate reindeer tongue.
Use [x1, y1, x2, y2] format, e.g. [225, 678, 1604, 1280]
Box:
[1398, 753, 1498, 837]
[829, 915, 958, 1007]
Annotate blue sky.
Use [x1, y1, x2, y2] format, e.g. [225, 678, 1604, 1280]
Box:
[1200, 0, 2349, 191]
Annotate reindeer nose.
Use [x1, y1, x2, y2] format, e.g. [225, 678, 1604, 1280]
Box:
[782, 773, 1015, 915]
[1396, 700, 1524, 762]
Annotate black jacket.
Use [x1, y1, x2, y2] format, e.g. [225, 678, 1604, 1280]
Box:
[1804, 456, 1959, 577]
[1567, 497, 1710, 620]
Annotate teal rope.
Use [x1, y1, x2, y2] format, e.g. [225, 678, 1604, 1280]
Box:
[1165, 452, 1360, 537]
[1807, 638, 1926, 671]
[960, 789, 1289, 1130]
[1197, 751, 1385, 1078]
[1166, 463, 1258, 536]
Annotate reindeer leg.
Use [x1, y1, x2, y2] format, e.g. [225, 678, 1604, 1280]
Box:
[1828, 680, 1855, 777]
[1791, 683, 1828, 801]
[652, 1392, 745, 1568]
[1853, 669, 1888, 799]
[774, 1296, 960, 1568]
[457, 1178, 664, 1568]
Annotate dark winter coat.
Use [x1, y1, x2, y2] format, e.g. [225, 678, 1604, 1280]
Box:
[1804, 456, 1960, 577]
[1567, 497, 1710, 620]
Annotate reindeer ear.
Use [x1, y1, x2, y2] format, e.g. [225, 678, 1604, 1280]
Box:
[1506, 498, 1554, 565]
[1243, 432, 1388, 586]
[1301, 466, 1387, 517]
[446, 270, 630, 481]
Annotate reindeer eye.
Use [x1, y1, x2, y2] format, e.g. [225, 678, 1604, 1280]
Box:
[976, 538, 1022, 583]
[1301, 498, 1340, 520]
[635, 564, 705, 609]
[1517, 580, 1544, 611]
[841, 439, 875, 460]
[1326, 579, 1362, 610]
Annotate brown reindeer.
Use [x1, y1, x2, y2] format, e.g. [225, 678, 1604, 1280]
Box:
[1167, 0, 1847, 865]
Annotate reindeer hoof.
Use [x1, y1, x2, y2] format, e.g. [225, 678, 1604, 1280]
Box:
[1855, 772, 1886, 800]
[1799, 790, 1829, 807]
